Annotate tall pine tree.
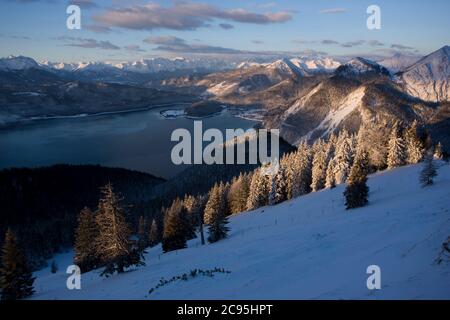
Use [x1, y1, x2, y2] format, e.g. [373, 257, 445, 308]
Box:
[137, 216, 149, 252]
[0, 229, 35, 300]
[95, 183, 144, 276]
[268, 166, 288, 205]
[162, 198, 188, 253]
[344, 150, 370, 210]
[405, 120, 424, 164]
[246, 167, 270, 210]
[311, 139, 328, 192]
[387, 121, 406, 169]
[291, 142, 312, 197]
[74, 207, 99, 273]
[420, 151, 437, 187]
[206, 184, 230, 243]
[148, 219, 160, 247]
[333, 130, 354, 185]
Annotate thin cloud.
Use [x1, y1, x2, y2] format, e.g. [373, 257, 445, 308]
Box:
[92, 2, 292, 31]
[319, 8, 347, 14]
[341, 40, 365, 48]
[368, 40, 384, 47]
[124, 44, 145, 53]
[391, 44, 414, 50]
[321, 40, 339, 45]
[219, 23, 234, 30]
[84, 24, 112, 33]
[143, 36, 243, 54]
[252, 40, 264, 44]
[58, 36, 120, 50]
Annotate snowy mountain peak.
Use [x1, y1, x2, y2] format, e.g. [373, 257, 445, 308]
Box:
[0, 55, 40, 71]
[266, 58, 300, 74]
[400, 45, 450, 102]
[335, 57, 390, 78]
[379, 53, 421, 73]
[289, 57, 341, 73]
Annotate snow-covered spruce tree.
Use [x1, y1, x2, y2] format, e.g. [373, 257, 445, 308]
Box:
[0, 229, 35, 300]
[333, 130, 354, 185]
[344, 150, 370, 210]
[434, 142, 444, 160]
[291, 142, 312, 197]
[204, 183, 229, 243]
[387, 121, 406, 169]
[405, 120, 424, 164]
[268, 166, 288, 206]
[183, 194, 204, 239]
[420, 151, 437, 187]
[280, 153, 294, 200]
[148, 219, 159, 247]
[311, 139, 328, 192]
[357, 123, 389, 170]
[228, 173, 251, 214]
[162, 198, 189, 253]
[325, 159, 336, 189]
[95, 183, 144, 276]
[246, 167, 270, 210]
[74, 207, 99, 273]
[204, 183, 221, 225]
[137, 215, 149, 252]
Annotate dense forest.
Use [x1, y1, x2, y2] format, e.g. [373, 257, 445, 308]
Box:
[0, 165, 165, 267]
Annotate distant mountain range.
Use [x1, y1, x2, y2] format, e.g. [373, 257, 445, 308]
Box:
[0, 47, 449, 148]
[156, 46, 449, 149]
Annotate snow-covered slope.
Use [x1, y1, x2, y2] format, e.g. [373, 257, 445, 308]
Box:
[0, 55, 40, 70]
[290, 57, 341, 73]
[400, 46, 450, 102]
[379, 53, 420, 73]
[335, 57, 391, 78]
[32, 164, 450, 300]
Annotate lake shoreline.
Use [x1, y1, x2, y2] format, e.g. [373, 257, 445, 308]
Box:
[0, 102, 193, 130]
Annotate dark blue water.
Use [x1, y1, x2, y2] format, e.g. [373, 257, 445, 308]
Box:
[0, 107, 256, 178]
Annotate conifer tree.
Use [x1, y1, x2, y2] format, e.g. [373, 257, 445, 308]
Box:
[333, 130, 354, 185]
[228, 173, 251, 214]
[204, 182, 229, 220]
[281, 154, 294, 200]
[183, 195, 198, 231]
[387, 121, 406, 169]
[137, 216, 149, 251]
[420, 151, 437, 187]
[325, 159, 336, 189]
[206, 184, 230, 243]
[74, 207, 99, 273]
[246, 167, 270, 210]
[291, 142, 312, 197]
[268, 166, 287, 205]
[311, 139, 328, 192]
[344, 152, 370, 210]
[95, 183, 144, 276]
[405, 120, 424, 164]
[162, 199, 188, 253]
[148, 219, 160, 247]
[0, 229, 35, 300]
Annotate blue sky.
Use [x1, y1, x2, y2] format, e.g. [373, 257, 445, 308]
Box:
[0, 0, 449, 62]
